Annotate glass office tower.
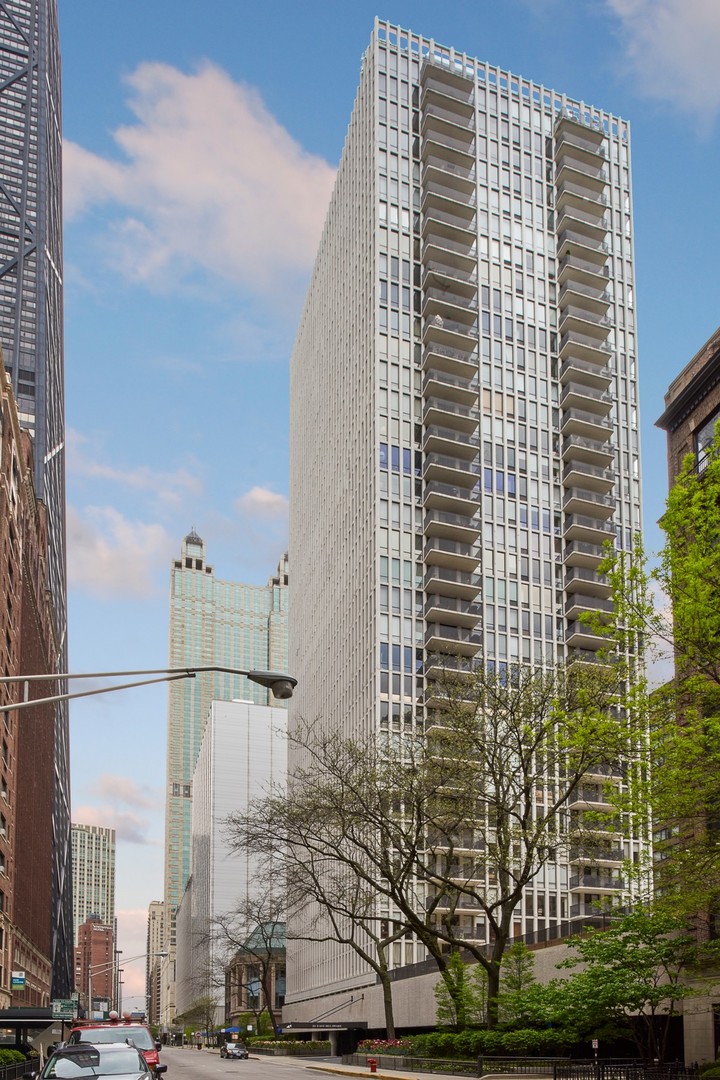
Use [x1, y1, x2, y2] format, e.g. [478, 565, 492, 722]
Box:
[163, 531, 288, 935]
[289, 20, 642, 1011]
[0, 0, 71, 995]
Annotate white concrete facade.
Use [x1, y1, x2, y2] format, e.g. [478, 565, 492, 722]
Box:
[174, 701, 287, 1025]
[288, 19, 643, 1023]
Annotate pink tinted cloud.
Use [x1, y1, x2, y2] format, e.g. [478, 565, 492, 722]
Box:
[64, 61, 336, 293]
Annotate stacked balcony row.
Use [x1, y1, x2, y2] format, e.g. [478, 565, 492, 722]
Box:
[419, 61, 481, 669]
[554, 113, 615, 656]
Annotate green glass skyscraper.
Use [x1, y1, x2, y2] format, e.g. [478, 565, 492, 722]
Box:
[163, 530, 288, 941]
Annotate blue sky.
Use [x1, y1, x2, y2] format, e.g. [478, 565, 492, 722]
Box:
[59, 0, 720, 1005]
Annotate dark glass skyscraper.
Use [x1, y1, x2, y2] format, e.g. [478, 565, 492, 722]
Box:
[0, 0, 72, 995]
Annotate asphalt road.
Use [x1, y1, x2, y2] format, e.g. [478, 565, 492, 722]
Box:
[158, 1047, 340, 1080]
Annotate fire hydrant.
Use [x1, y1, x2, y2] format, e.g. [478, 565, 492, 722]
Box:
[368, 1059, 378, 1074]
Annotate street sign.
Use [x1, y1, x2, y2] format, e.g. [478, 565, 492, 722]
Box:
[11, 971, 25, 988]
[52, 999, 76, 1020]
[283, 1021, 368, 1030]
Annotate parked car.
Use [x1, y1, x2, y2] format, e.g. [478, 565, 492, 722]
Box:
[37, 1042, 167, 1080]
[220, 1042, 249, 1059]
[67, 1017, 162, 1074]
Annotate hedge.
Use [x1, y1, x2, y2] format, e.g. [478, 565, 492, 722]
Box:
[405, 1029, 575, 1058]
[0, 1050, 26, 1066]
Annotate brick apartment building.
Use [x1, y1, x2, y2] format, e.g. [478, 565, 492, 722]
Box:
[0, 366, 57, 1005]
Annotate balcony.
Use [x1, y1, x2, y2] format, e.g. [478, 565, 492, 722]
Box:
[424, 536, 480, 572]
[423, 315, 478, 354]
[423, 229, 477, 271]
[557, 228, 609, 266]
[564, 513, 615, 545]
[555, 206, 609, 243]
[423, 367, 478, 406]
[423, 175, 476, 211]
[562, 486, 614, 519]
[570, 873, 624, 892]
[560, 356, 612, 392]
[560, 328, 612, 364]
[558, 304, 612, 339]
[424, 481, 479, 517]
[562, 434, 615, 468]
[421, 64, 475, 107]
[423, 424, 479, 461]
[422, 98, 475, 133]
[565, 592, 614, 622]
[558, 279, 611, 313]
[555, 124, 606, 161]
[566, 620, 611, 651]
[562, 459, 613, 493]
[554, 158, 609, 195]
[423, 451, 480, 488]
[568, 785, 615, 809]
[423, 286, 478, 323]
[423, 155, 476, 191]
[425, 594, 482, 627]
[558, 252, 611, 288]
[424, 508, 480, 544]
[421, 128, 475, 168]
[560, 382, 612, 416]
[423, 340, 478, 380]
[423, 259, 478, 294]
[425, 622, 482, 656]
[555, 179, 608, 213]
[422, 202, 476, 243]
[569, 846, 624, 865]
[564, 566, 611, 598]
[561, 407, 613, 441]
[423, 396, 478, 434]
[563, 540, 606, 571]
[424, 565, 481, 600]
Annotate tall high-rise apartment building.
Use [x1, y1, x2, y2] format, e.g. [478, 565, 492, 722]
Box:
[289, 20, 642, 1018]
[0, 0, 71, 995]
[163, 531, 288, 933]
[146, 901, 165, 1025]
[71, 824, 116, 945]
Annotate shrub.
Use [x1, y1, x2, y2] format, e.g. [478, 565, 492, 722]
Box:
[0, 1050, 26, 1066]
[699, 1068, 720, 1079]
[357, 1039, 413, 1054]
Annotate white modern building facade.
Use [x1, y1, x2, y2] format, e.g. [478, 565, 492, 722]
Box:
[70, 823, 116, 946]
[174, 701, 287, 1025]
[288, 20, 642, 1021]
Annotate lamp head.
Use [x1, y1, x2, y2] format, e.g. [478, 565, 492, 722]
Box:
[247, 670, 297, 700]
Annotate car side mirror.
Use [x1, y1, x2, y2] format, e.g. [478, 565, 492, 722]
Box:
[155, 1067, 168, 1075]
[23, 1073, 38, 1080]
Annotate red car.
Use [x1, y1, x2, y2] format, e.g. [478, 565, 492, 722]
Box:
[67, 1015, 162, 1074]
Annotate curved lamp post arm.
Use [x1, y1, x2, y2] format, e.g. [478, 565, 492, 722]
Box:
[0, 666, 297, 713]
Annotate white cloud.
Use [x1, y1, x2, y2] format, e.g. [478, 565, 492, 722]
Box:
[68, 429, 202, 506]
[67, 505, 174, 597]
[72, 804, 155, 845]
[88, 773, 159, 811]
[63, 61, 336, 293]
[606, 0, 720, 126]
[235, 486, 288, 520]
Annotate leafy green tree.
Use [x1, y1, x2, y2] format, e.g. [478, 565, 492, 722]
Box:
[600, 430, 720, 922]
[227, 657, 636, 1030]
[434, 951, 488, 1030]
[557, 908, 720, 1061]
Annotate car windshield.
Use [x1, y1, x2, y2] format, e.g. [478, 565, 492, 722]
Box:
[74, 1028, 154, 1051]
[43, 1047, 148, 1077]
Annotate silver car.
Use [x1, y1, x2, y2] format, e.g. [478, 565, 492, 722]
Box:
[37, 1043, 167, 1080]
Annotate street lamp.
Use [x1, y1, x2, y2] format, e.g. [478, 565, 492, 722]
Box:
[87, 952, 167, 1018]
[0, 666, 297, 713]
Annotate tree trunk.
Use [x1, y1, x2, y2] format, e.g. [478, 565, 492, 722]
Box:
[485, 960, 502, 1028]
[378, 967, 396, 1039]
